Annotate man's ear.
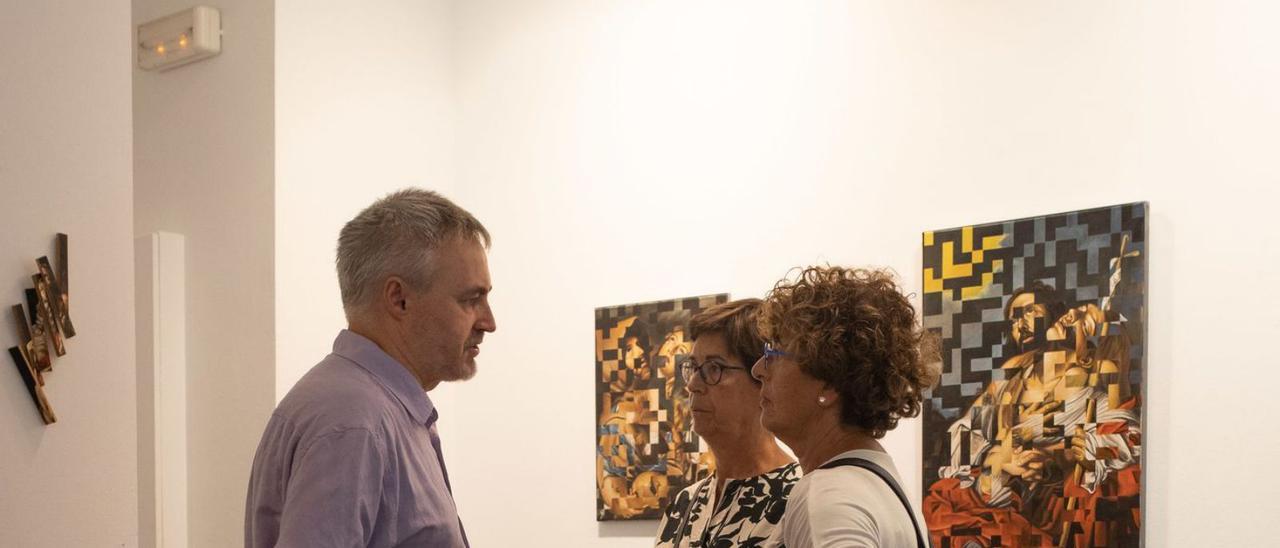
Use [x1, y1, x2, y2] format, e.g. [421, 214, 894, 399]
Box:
[383, 276, 410, 320]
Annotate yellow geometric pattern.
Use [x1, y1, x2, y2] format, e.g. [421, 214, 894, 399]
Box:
[923, 226, 1009, 300]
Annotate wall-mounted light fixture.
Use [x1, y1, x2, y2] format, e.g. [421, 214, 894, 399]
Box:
[137, 6, 221, 71]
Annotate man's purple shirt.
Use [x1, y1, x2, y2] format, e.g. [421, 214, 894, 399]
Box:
[245, 330, 469, 547]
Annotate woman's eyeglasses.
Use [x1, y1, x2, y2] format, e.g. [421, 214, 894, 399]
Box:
[680, 358, 748, 386]
[757, 342, 790, 370]
[747, 340, 788, 373]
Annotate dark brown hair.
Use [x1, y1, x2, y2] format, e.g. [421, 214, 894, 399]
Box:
[688, 298, 766, 376]
[759, 266, 940, 438]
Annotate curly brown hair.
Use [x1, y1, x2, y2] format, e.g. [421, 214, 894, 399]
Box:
[759, 266, 940, 438]
[688, 298, 765, 378]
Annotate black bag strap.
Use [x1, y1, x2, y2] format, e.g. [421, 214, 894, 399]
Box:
[817, 457, 928, 548]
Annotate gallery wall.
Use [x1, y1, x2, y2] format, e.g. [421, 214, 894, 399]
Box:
[0, 1, 138, 546]
[130, 1, 461, 544]
[444, 1, 1280, 547]
[133, 0, 278, 545]
[114, 1, 1280, 546]
[274, 0, 460, 410]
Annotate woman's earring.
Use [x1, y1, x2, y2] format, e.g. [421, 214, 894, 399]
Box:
[818, 396, 827, 405]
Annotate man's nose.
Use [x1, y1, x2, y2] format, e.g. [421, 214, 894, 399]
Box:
[477, 301, 496, 332]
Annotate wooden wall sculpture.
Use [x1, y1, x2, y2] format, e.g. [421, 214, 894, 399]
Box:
[8, 234, 73, 425]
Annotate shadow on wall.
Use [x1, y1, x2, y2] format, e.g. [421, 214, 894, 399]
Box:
[598, 519, 660, 539]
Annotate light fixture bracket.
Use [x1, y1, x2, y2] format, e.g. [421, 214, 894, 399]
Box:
[137, 6, 221, 72]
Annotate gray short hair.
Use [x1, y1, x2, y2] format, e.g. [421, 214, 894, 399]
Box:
[337, 188, 490, 318]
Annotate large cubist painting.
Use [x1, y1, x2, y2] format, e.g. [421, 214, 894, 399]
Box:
[920, 203, 1147, 547]
[595, 294, 728, 521]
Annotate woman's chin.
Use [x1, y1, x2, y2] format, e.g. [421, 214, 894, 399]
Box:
[758, 412, 785, 437]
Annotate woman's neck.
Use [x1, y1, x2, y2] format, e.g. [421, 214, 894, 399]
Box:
[709, 431, 794, 480]
[791, 421, 883, 473]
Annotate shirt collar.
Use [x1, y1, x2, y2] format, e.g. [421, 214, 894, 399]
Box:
[332, 329, 437, 426]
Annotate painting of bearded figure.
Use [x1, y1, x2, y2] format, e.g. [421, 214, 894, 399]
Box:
[921, 203, 1146, 547]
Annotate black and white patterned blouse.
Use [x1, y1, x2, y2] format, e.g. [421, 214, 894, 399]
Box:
[655, 463, 801, 548]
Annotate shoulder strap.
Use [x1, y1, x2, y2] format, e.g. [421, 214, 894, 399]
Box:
[817, 457, 928, 548]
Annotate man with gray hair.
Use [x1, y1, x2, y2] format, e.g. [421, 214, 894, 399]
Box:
[246, 189, 495, 547]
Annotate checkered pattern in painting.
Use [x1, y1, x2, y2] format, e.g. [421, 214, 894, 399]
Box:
[595, 293, 728, 521]
[920, 203, 1147, 547]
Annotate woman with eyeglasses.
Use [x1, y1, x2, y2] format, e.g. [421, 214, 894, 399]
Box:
[654, 299, 799, 548]
[752, 267, 939, 548]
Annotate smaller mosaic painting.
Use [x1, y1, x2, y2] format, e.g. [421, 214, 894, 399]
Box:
[595, 293, 728, 521]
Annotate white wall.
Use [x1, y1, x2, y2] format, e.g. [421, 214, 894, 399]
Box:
[131, 1, 460, 543]
[133, 1, 277, 546]
[448, 1, 1280, 547]
[274, 0, 459, 412]
[0, 2, 138, 546]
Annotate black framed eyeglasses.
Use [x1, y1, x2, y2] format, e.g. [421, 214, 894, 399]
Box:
[680, 358, 749, 386]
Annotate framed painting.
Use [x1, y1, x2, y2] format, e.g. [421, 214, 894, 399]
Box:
[595, 293, 728, 521]
[921, 203, 1147, 547]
